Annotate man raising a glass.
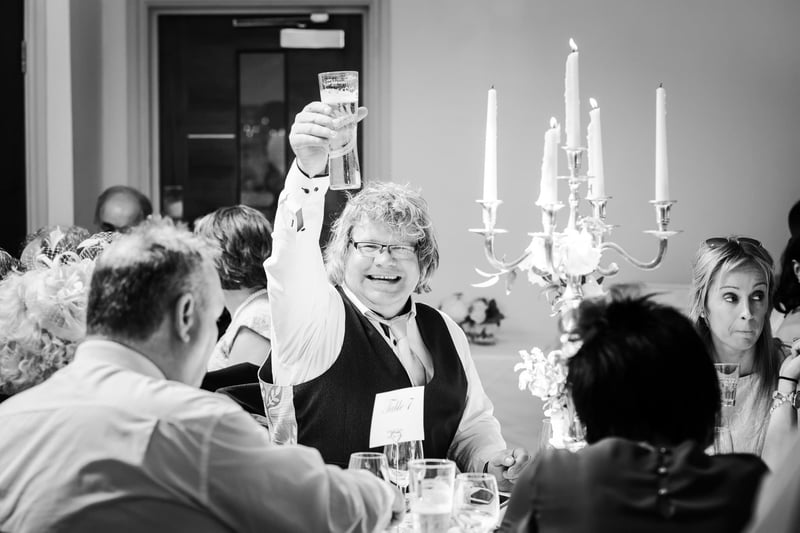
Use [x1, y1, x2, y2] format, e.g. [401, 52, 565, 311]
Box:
[260, 100, 530, 490]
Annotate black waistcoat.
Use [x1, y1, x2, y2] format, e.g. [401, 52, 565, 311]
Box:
[284, 287, 468, 467]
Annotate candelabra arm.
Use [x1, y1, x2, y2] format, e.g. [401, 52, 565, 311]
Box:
[482, 234, 535, 273]
[595, 261, 620, 277]
[599, 238, 669, 271]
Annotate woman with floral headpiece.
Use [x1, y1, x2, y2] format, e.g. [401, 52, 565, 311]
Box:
[0, 258, 94, 400]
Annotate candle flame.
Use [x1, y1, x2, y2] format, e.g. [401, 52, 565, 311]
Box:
[550, 117, 558, 128]
[589, 97, 598, 109]
[569, 38, 578, 52]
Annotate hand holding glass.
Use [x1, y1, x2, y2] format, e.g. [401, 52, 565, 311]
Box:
[318, 70, 361, 190]
[452, 473, 500, 533]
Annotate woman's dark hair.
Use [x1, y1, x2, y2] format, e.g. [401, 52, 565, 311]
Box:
[193, 205, 272, 290]
[567, 292, 720, 447]
[775, 235, 800, 315]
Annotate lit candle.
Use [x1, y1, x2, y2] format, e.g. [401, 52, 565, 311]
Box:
[587, 97, 605, 198]
[564, 38, 580, 148]
[655, 84, 669, 201]
[483, 87, 498, 203]
[537, 117, 561, 205]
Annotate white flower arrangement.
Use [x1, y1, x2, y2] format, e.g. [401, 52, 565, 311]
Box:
[514, 334, 583, 417]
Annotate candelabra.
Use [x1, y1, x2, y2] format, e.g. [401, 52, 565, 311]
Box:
[471, 146, 679, 326]
[472, 146, 680, 451]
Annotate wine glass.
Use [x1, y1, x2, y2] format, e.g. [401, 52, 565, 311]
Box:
[348, 452, 391, 481]
[383, 440, 424, 491]
[452, 473, 500, 533]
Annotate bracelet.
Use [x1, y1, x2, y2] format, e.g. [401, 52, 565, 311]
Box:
[779, 376, 800, 385]
[770, 397, 791, 416]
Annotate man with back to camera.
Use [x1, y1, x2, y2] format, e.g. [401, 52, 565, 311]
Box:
[0, 219, 402, 532]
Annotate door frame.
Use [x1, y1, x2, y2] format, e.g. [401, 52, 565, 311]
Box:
[132, 0, 390, 211]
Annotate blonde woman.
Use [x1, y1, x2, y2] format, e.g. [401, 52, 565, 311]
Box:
[689, 236, 800, 467]
[0, 259, 94, 399]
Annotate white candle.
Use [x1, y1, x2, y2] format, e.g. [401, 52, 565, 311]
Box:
[564, 38, 580, 148]
[587, 97, 605, 198]
[537, 117, 561, 205]
[483, 87, 498, 203]
[655, 84, 669, 201]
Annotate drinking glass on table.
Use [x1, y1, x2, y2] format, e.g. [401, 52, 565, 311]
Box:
[318, 70, 361, 190]
[348, 452, 391, 481]
[714, 363, 740, 407]
[384, 440, 424, 491]
[452, 473, 500, 533]
[407, 459, 455, 533]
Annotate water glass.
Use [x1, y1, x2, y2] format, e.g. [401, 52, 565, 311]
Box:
[407, 459, 455, 533]
[712, 426, 735, 455]
[318, 70, 361, 190]
[384, 440, 424, 490]
[714, 363, 740, 407]
[452, 473, 500, 533]
[348, 452, 391, 482]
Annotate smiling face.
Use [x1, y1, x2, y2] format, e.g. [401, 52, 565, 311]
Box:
[704, 263, 769, 361]
[343, 220, 420, 318]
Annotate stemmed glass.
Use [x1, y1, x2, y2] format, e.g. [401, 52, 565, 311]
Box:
[452, 473, 500, 533]
[348, 452, 391, 481]
[383, 440, 424, 491]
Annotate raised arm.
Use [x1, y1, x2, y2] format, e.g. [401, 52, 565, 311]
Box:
[264, 103, 367, 382]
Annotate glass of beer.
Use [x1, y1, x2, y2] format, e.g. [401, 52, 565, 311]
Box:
[318, 70, 361, 190]
[407, 459, 455, 533]
[714, 363, 740, 407]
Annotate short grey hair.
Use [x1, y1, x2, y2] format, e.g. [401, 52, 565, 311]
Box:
[324, 181, 440, 293]
[86, 218, 220, 341]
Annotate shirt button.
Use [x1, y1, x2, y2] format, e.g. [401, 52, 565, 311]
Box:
[658, 488, 668, 496]
[659, 447, 668, 454]
[658, 466, 668, 475]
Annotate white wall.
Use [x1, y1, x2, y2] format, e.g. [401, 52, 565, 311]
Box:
[67, 0, 800, 348]
[387, 0, 800, 349]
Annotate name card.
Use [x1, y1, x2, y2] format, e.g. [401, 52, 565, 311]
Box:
[369, 386, 425, 448]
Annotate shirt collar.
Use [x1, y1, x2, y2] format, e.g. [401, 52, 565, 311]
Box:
[75, 338, 167, 380]
[340, 284, 417, 322]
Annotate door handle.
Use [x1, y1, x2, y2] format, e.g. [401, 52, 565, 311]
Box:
[186, 133, 236, 140]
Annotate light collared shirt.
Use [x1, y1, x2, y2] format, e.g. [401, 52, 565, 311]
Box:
[0, 339, 393, 533]
[265, 161, 507, 473]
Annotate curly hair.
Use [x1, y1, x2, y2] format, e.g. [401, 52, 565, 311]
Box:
[193, 205, 272, 290]
[324, 181, 440, 293]
[775, 235, 800, 315]
[0, 259, 95, 395]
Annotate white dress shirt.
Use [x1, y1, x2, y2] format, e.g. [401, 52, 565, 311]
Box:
[264, 162, 507, 473]
[0, 339, 394, 533]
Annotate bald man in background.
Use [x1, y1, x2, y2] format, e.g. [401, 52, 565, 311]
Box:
[94, 185, 153, 233]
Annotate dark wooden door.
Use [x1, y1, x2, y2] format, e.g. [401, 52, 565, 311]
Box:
[158, 13, 363, 245]
[0, 0, 27, 255]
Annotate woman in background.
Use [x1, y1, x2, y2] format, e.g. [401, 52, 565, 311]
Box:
[0, 258, 94, 401]
[500, 292, 767, 533]
[194, 205, 273, 371]
[689, 236, 799, 464]
[774, 236, 800, 347]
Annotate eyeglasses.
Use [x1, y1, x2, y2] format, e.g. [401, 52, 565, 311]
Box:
[704, 237, 763, 250]
[350, 240, 417, 259]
